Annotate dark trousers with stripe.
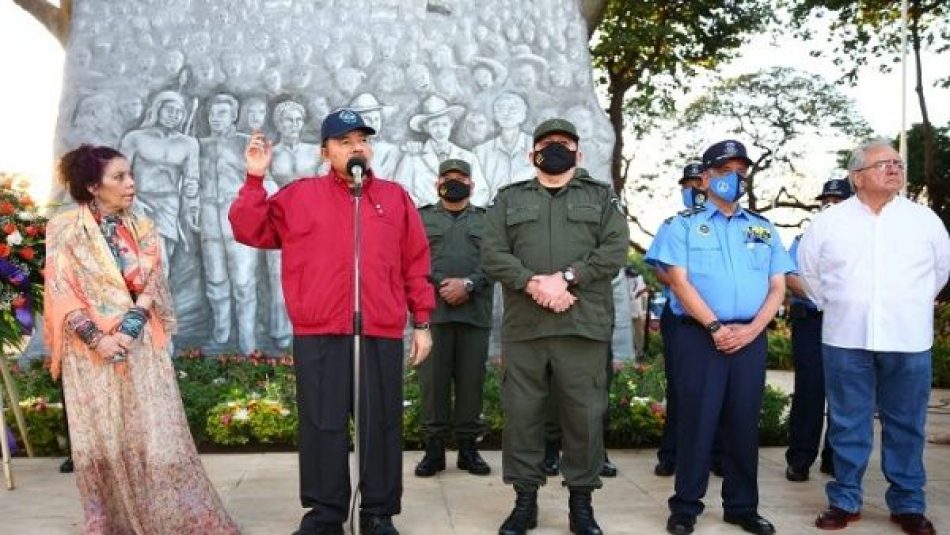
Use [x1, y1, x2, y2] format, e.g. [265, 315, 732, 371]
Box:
[294, 335, 404, 527]
[785, 310, 833, 471]
[668, 322, 767, 518]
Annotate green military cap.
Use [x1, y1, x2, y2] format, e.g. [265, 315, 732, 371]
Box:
[532, 118, 579, 144]
[438, 158, 471, 176]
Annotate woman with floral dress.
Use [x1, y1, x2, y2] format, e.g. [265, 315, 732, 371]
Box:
[44, 144, 240, 535]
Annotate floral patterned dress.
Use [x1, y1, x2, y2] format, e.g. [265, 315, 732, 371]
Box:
[43, 206, 241, 535]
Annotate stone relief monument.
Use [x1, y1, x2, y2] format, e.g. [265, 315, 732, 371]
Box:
[52, 0, 615, 354]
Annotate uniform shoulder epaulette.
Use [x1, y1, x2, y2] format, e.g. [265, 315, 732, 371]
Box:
[677, 206, 705, 217]
[744, 208, 771, 223]
[575, 174, 612, 189]
[496, 180, 527, 194]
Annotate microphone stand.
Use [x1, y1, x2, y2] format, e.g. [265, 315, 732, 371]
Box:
[348, 165, 364, 535]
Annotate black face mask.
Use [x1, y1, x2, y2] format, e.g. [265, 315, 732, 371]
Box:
[438, 179, 471, 202]
[534, 143, 577, 175]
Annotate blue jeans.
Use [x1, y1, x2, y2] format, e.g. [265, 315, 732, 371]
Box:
[822, 345, 931, 514]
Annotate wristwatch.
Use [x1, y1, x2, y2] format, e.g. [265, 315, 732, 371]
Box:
[705, 320, 723, 334]
[413, 322, 430, 330]
[561, 267, 577, 286]
[463, 278, 474, 293]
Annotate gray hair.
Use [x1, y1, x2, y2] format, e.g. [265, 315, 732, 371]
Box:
[847, 137, 894, 171]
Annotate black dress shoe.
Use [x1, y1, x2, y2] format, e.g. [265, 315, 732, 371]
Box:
[723, 512, 776, 535]
[666, 513, 695, 535]
[890, 513, 936, 535]
[291, 523, 344, 535]
[654, 462, 675, 477]
[600, 458, 617, 478]
[360, 514, 399, 535]
[59, 456, 74, 474]
[785, 465, 809, 482]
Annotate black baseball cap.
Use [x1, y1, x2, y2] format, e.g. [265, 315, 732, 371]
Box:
[321, 108, 376, 142]
[702, 139, 754, 169]
[439, 158, 471, 177]
[816, 178, 852, 201]
[679, 162, 703, 184]
[533, 118, 579, 144]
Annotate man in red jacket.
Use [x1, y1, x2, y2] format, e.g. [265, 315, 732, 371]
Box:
[230, 109, 434, 535]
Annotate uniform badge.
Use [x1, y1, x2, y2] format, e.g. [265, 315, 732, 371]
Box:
[698, 224, 710, 235]
[724, 141, 737, 155]
[745, 225, 771, 245]
[340, 109, 359, 124]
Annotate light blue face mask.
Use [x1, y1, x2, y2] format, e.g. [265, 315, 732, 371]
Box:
[681, 187, 707, 209]
[708, 171, 746, 203]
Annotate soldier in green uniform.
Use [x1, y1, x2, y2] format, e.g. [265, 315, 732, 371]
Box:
[414, 159, 494, 478]
[482, 119, 630, 535]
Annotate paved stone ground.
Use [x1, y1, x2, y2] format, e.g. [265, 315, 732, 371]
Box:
[2, 372, 949, 535]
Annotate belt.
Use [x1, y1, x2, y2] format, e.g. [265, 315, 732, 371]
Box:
[678, 316, 753, 327]
[789, 302, 822, 319]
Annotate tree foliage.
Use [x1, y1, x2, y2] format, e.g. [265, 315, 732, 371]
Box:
[678, 67, 872, 222]
[785, 0, 949, 227]
[590, 0, 774, 194]
[905, 122, 950, 228]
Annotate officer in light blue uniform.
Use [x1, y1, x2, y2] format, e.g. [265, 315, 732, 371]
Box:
[653, 140, 794, 535]
[645, 162, 714, 477]
[783, 178, 852, 483]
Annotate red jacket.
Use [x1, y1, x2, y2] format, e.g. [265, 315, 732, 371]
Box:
[229, 170, 434, 339]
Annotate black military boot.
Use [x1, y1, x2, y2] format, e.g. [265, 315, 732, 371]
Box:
[414, 437, 445, 477]
[542, 440, 560, 476]
[457, 438, 491, 475]
[568, 487, 603, 535]
[498, 489, 538, 535]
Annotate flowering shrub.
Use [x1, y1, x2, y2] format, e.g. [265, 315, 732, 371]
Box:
[3, 396, 66, 455]
[0, 173, 47, 351]
[205, 382, 297, 446]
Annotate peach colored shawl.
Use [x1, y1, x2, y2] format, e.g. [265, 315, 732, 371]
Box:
[43, 206, 176, 379]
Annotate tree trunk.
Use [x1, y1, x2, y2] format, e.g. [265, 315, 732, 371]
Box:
[579, 0, 608, 38]
[606, 74, 629, 195]
[910, 1, 936, 202]
[10, 0, 70, 47]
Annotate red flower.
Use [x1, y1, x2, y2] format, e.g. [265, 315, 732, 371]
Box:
[11, 295, 26, 308]
[23, 225, 39, 237]
[0, 202, 14, 216]
[2, 222, 15, 235]
[21, 195, 33, 207]
[220, 413, 232, 426]
[18, 247, 35, 261]
[0, 244, 10, 258]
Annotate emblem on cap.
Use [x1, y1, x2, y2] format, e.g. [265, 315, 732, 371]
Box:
[724, 141, 737, 155]
[340, 109, 358, 124]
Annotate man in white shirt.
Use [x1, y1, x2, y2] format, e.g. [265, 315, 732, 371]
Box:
[625, 267, 649, 359]
[798, 138, 950, 535]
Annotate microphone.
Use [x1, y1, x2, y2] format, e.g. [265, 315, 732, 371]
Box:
[347, 156, 367, 188]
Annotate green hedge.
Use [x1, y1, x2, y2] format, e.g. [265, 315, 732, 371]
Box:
[4, 352, 791, 455]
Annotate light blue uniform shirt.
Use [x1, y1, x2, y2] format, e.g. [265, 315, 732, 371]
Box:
[645, 214, 680, 310]
[652, 203, 794, 320]
[787, 235, 817, 310]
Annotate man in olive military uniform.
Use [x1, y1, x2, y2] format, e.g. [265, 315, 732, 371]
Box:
[482, 118, 629, 535]
[415, 158, 494, 478]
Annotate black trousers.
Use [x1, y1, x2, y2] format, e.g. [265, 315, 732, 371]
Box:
[669, 323, 766, 518]
[785, 311, 833, 471]
[294, 335, 404, 526]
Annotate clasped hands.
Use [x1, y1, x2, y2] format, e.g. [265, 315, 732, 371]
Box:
[710, 323, 759, 354]
[526, 273, 576, 313]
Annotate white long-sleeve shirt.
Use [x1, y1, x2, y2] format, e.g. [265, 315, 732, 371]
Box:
[798, 195, 950, 352]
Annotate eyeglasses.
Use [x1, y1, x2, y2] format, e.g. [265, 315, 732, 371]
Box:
[857, 159, 904, 172]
